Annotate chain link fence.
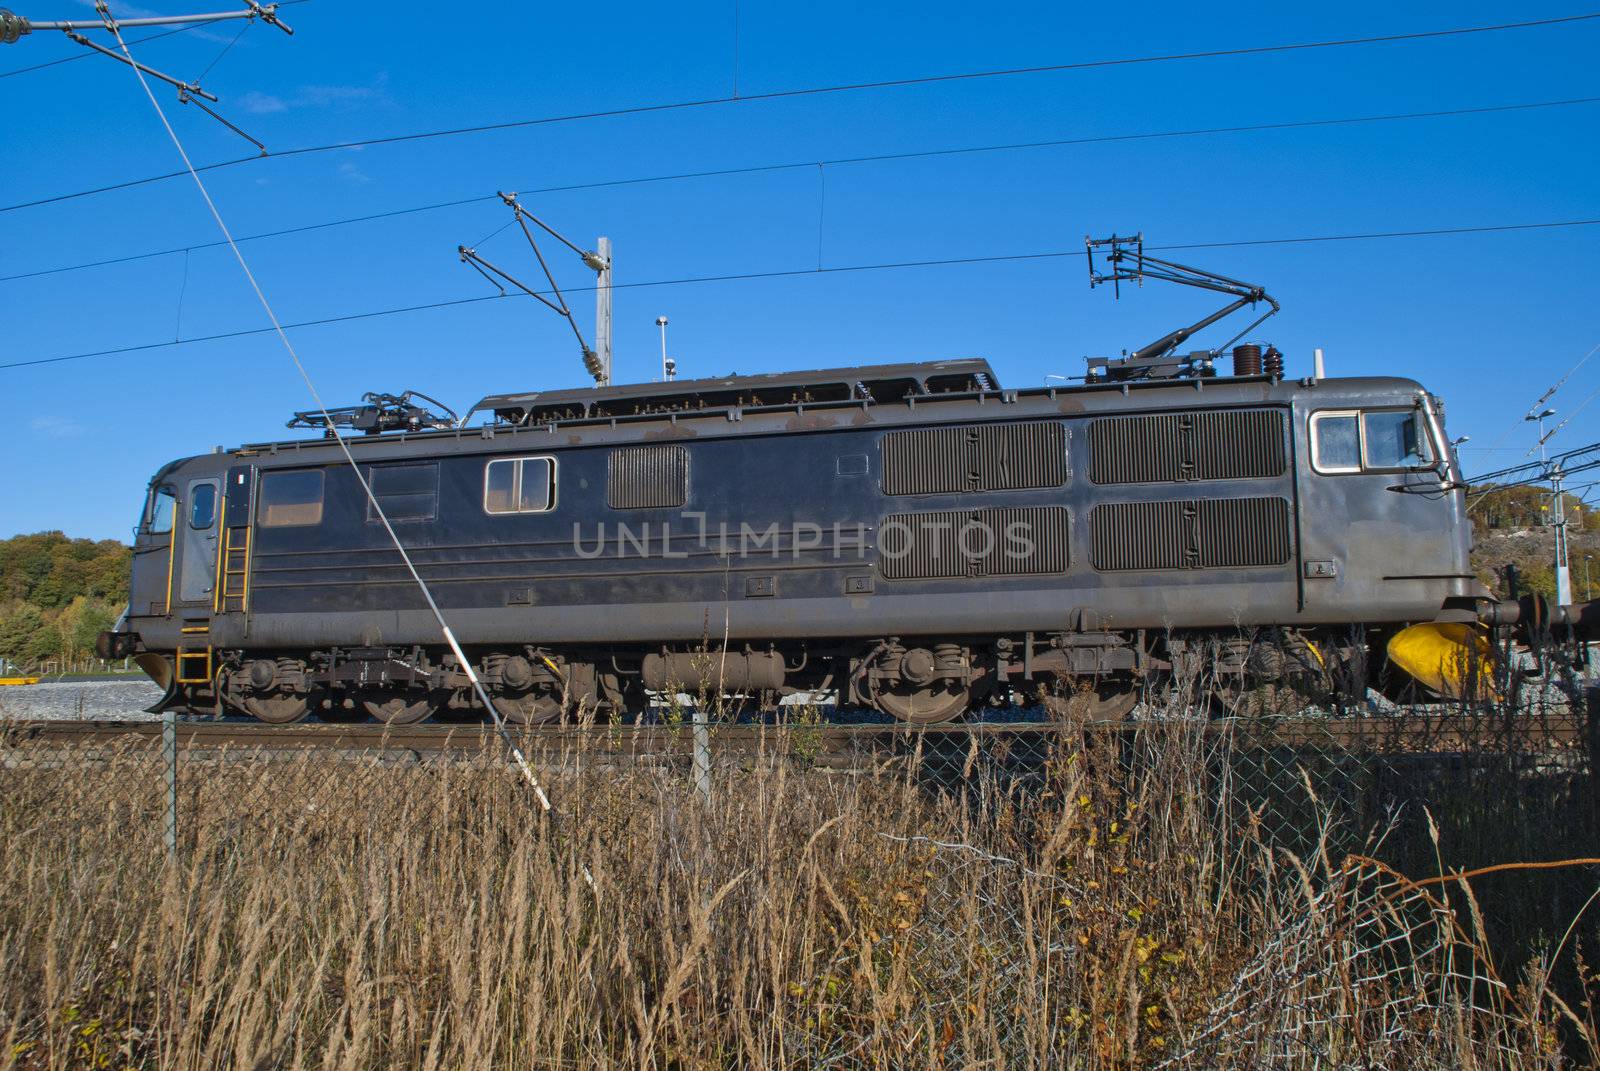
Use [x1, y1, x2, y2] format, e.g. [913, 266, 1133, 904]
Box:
[2, 696, 1597, 1068]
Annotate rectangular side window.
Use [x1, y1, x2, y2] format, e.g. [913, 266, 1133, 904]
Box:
[1310, 411, 1361, 474]
[485, 456, 556, 514]
[519, 458, 554, 511]
[258, 470, 325, 528]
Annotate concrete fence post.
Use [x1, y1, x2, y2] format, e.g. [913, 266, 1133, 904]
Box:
[692, 705, 711, 805]
[162, 710, 178, 861]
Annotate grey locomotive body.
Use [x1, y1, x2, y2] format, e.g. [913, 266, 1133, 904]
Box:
[103, 358, 1480, 723]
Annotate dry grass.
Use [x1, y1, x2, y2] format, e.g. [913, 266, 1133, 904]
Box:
[1, 723, 1596, 1070]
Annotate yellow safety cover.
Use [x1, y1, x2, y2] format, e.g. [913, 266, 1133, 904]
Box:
[1387, 622, 1495, 700]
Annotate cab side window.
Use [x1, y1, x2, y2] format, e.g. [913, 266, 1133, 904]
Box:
[1309, 412, 1360, 473]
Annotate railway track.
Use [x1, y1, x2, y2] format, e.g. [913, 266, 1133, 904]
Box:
[2, 714, 1587, 759]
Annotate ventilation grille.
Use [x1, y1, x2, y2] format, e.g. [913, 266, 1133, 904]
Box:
[607, 446, 688, 509]
[1197, 497, 1293, 569]
[882, 428, 966, 496]
[1090, 500, 1188, 571]
[883, 421, 1066, 495]
[1089, 409, 1285, 485]
[365, 462, 438, 523]
[1090, 496, 1291, 571]
[879, 506, 1069, 580]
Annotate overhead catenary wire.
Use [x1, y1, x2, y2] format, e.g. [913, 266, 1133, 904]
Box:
[5, 92, 1600, 286]
[193, 19, 251, 84]
[4, 9, 1598, 215]
[1519, 340, 1600, 455]
[1540, 376, 1600, 447]
[1464, 339, 1600, 511]
[6, 215, 1600, 372]
[1467, 439, 1600, 486]
[98, 10, 554, 808]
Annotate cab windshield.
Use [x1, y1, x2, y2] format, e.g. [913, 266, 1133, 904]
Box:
[1311, 406, 1438, 474]
[147, 486, 176, 534]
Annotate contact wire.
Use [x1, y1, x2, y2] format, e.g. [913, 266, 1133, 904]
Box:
[99, 8, 552, 810]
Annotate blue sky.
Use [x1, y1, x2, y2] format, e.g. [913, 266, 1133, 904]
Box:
[2, 1, 1597, 541]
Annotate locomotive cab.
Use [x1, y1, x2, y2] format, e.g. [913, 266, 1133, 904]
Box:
[98, 454, 237, 705]
[1295, 382, 1476, 624]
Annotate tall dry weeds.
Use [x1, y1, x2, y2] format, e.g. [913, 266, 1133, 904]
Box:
[0, 721, 1593, 1070]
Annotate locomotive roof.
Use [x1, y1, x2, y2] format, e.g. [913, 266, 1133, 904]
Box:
[469, 358, 1000, 426]
[209, 367, 1430, 470]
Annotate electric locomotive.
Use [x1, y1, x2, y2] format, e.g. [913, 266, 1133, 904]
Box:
[98, 350, 1529, 723]
[99, 238, 1595, 723]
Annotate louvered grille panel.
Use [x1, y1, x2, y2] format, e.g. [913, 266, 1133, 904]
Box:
[1090, 409, 1286, 484]
[607, 446, 688, 509]
[882, 427, 968, 495]
[880, 506, 1070, 580]
[1089, 415, 1185, 484]
[880, 509, 971, 580]
[1092, 496, 1291, 571]
[1197, 496, 1291, 568]
[365, 462, 438, 522]
[883, 421, 1066, 495]
[974, 423, 1068, 491]
[1192, 410, 1286, 480]
[981, 506, 1070, 575]
[1091, 501, 1187, 571]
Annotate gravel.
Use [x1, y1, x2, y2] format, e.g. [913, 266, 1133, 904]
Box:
[0, 678, 165, 722]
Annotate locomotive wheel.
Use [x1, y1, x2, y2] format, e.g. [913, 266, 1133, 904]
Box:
[874, 682, 970, 724]
[1042, 682, 1139, 722]
[496, 690, 564, 725]
[242, 692, 313, 724]
[363, 691, 436, 725]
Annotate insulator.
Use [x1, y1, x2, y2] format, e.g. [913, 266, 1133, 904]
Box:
[1263, 346, 1285, 378]
[1232, 344, 1263, 376]
[581, 348, 605, 382]
[0, 11, 31, 45]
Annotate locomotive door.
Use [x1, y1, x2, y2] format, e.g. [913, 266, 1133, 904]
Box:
[216, 465, 254, 613]
[177, 477, 221, 604]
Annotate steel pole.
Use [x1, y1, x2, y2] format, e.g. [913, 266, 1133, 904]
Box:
[594, 236, 612, 386]
[1552, 468, 1573, 605]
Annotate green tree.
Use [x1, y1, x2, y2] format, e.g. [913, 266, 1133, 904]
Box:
[0, 602, 46, 666]
[0, 534, 131, 667]
[0, 532, 130, 609]
[57, 597, 117, 663]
